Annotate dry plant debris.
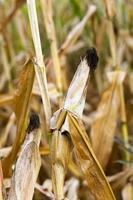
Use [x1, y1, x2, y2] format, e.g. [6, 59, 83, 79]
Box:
[0, 0, 133, 200]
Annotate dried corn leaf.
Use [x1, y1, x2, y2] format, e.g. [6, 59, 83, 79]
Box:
[59, 5, 96, 56]
[91, 71, 126, 168]
[8, 126, 41, 200]
[13, 60, 35, 131]
[68, 112, 115, 200]
[2, 60, 35, 177]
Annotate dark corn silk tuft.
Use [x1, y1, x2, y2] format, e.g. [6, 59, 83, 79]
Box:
[85, 47, 99, 70]
[27, 113, 40, 133]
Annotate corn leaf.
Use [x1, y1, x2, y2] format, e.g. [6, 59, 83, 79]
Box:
[90, 71, 126, 168]
[68, 112, 116, 200]
[2, 60, 35, 177]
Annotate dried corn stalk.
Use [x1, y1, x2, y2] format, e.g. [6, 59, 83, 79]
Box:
[8, 113, 41, 200]
[41, 0, 63, 93]
[91, 71, 126, 168]
[27, 0, 52, 126]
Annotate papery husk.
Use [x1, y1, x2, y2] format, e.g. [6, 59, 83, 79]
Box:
[8, 128, 41, 200]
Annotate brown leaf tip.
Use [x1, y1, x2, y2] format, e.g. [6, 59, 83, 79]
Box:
[27, 113, 40, 133]
[85, 47, 99, 70]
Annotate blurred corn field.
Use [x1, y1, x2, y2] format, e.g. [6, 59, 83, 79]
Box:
[0, 0, 133, 199]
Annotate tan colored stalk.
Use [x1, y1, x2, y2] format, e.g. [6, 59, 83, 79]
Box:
[27, 0, 52, 126]
[41, 0, 63, 94]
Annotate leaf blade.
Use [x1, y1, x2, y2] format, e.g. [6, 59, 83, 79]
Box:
[68, 112, 116, 200]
